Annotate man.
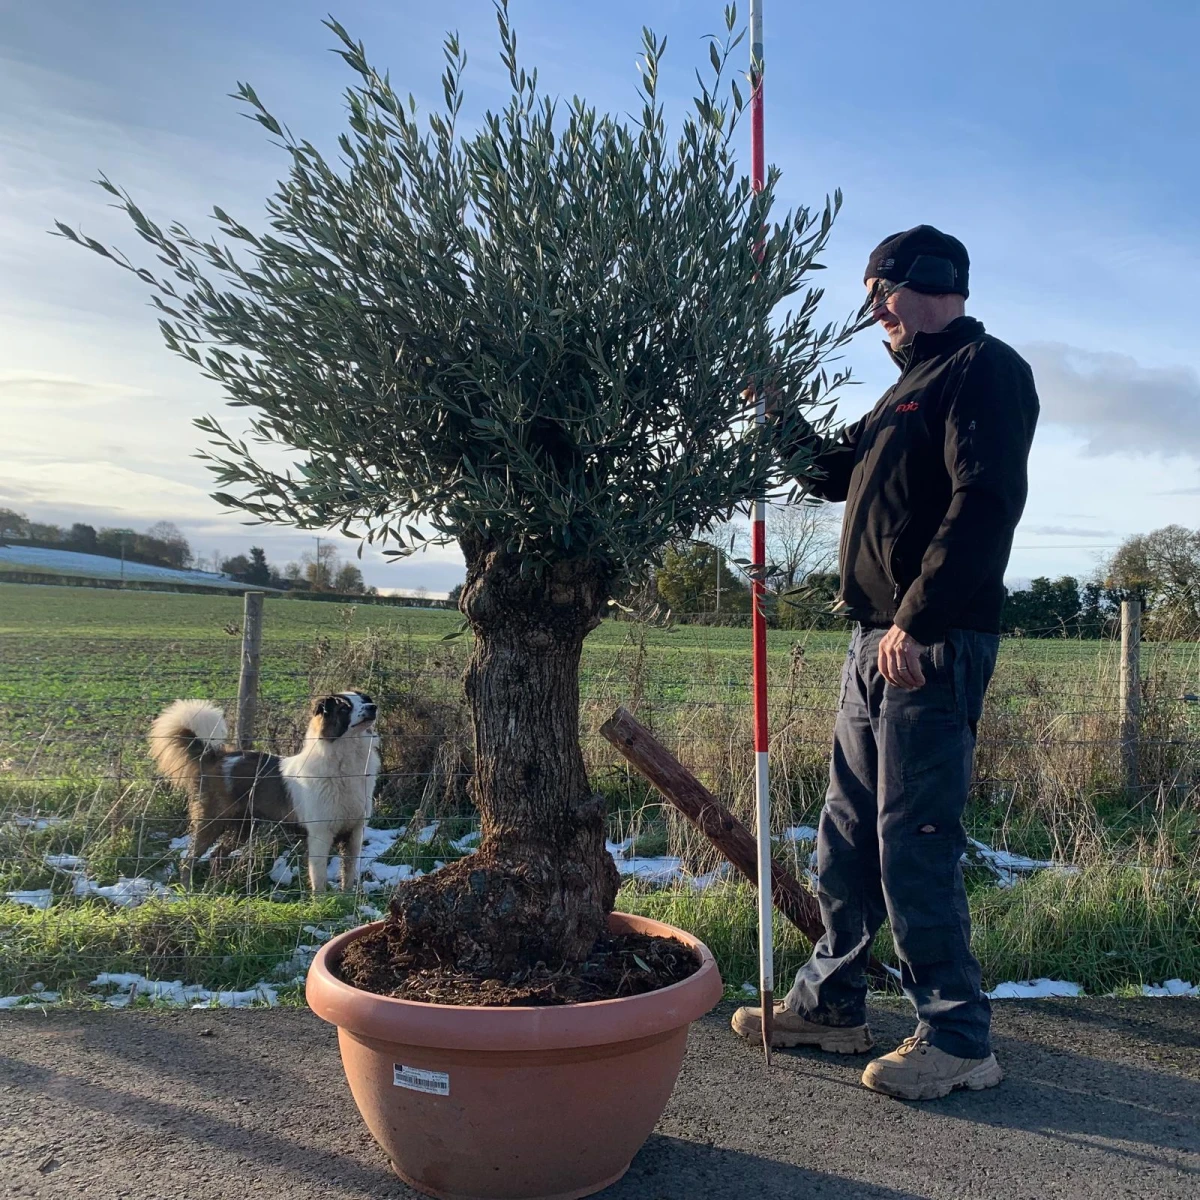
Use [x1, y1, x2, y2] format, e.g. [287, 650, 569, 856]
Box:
[734, 225, 1039, 1100]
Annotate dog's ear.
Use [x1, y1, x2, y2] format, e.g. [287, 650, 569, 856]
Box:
[313, 698, 330, 717]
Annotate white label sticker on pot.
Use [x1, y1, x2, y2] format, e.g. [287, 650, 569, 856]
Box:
[393, 1064, 450, 1096]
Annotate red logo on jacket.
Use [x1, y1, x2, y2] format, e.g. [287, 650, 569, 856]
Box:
[895, 401, 920, 413]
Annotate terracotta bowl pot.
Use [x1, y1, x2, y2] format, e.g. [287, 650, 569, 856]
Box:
[306, 911, 723, 1200]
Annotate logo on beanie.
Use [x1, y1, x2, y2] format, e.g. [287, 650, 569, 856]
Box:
[880, 258, 894, 270]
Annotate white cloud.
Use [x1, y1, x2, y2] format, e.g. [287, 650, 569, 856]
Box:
[0, 373, 150, 408]
[0, 462, 214, 519]
[1022, 342, 1200, 458]
[1020, 525, 1115, 538]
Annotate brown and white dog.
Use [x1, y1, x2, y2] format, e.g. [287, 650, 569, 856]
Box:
[148, 691, 380, 891]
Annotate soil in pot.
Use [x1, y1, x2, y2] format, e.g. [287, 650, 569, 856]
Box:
[335, 922, 701, 1006]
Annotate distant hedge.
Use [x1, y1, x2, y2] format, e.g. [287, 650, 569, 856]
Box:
[287, 589, 454, 609]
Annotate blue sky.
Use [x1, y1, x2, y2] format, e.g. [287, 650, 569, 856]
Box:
[2, 0, 1197, 593]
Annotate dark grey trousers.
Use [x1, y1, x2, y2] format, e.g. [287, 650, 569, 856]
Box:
[785, 623, 999, 1059]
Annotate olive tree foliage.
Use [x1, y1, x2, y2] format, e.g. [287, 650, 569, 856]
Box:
[57, 2, 854, 591]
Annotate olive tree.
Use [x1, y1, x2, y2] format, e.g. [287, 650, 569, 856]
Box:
[59, 3, 854, 977]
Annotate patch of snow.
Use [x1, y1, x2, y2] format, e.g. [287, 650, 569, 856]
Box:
[986, 979, 1084, 1000]
[415, 821, 440, 846]
[1140, 979, 1200, 997]
[615, 856, 684, 884]
[166, 833, 217, 863]
[741, 982, 758, 997]
[362, 825, 404, 856]
[26, 849, 173, 910]
[90, 972, 279, 1009]
[0, 991, 61, 1009]
[345, 826, 411, 887]
[884, 964, 902, 981]
[195, 984, 279, 1009]
[780, 825, 819, 844]
[73, 875, 171, 907]
[357, 904, 383, 920]
[262, 823, 410, 888]
[965, 838, 1078, 889]
[609, 848, 730, 891]
[9, 815, 66, 831]
[687, 864, 731, 891]
[44, 854, 84, 870]
[364, 861, 423, 887]
[450, 830, 481, 853]
[268, 855, 295, 886]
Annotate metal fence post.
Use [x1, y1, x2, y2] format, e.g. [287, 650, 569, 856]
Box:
[235, 591, 265, 751]
[1119, 598, 1141, 791]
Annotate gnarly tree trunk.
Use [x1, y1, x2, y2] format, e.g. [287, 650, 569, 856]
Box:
[387, 538, 619, 977]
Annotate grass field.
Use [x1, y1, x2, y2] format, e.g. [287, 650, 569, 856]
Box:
[1, 581, 1198, 1005]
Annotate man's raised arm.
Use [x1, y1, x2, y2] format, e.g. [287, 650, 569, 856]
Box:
[773, 407, 868, 502]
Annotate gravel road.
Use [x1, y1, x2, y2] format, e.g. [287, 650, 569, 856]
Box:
[2, 998, 1197, 1199]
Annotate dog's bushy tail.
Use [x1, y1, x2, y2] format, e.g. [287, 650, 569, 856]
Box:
[149, 699, 228, 792]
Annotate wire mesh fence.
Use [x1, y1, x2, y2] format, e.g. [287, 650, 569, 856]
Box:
[2, 596, 1199, 1005]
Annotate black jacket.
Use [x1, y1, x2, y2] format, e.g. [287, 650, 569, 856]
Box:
[781, 316, 1039, 645]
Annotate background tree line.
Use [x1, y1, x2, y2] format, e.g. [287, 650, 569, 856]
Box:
[7, 502, 1197, 636]
[629, 512, 1199, 640]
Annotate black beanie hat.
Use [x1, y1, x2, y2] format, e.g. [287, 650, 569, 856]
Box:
[864, 224, 969, 298]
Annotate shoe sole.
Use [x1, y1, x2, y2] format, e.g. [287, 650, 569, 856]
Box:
[731, 1016, 874, 1055]
[861, 1055, 1004, 1101]
[771, 1028, 875, 1054]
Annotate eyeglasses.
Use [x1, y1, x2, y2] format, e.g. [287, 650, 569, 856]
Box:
[864, 278, 908, 311]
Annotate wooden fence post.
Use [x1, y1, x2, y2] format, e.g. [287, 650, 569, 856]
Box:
[235, 591, 265, 751]
[1119, 598, 1141, 791]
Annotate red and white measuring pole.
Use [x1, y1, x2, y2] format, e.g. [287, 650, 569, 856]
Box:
[749, 0, 774, 1067]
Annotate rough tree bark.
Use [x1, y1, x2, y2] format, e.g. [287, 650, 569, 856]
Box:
[387, 537, 620, 977]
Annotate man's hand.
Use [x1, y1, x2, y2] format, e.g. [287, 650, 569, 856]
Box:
[878, 625, 927, 690]
[742, 382, 784, 417]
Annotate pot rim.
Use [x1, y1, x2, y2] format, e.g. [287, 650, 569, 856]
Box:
[306, 910, 723, 1051]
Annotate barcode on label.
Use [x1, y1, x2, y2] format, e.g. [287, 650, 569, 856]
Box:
[393, 1064, 450, 1096]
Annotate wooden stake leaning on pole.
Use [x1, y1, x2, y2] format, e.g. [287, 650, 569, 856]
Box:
[602, 708, 821, 937]
[599, 707, 896, 989]
[748, 0, 773, 1068]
